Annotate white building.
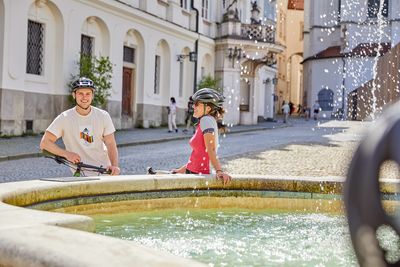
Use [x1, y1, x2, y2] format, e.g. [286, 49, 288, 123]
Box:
[302, 0, 400, 118]
[0, 0, 283, 135]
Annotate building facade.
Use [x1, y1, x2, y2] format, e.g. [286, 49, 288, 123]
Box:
[302, 0, 400, 119]
[275, 0, 304, 114]
[0, 0, 283, 135]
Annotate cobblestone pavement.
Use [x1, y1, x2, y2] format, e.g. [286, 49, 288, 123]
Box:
[223, 120, 398, 179]
[0, 118, 396, 183]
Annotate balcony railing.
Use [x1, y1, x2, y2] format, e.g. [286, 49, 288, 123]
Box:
[240, 24, 275, 43]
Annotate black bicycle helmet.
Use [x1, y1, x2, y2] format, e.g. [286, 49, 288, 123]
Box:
[71, 77, 96, 91]
[192, 88, 224, 108]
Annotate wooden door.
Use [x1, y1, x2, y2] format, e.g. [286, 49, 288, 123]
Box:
[122, 67, 132, 116]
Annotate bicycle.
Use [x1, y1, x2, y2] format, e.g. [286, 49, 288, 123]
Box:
[147, 166, 176, 175]
[44, 150, 111, 177]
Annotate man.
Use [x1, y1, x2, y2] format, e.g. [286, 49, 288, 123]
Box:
[40, 77, 120, 176]
[183, 96, 195, 134]
[282, 101, 290, 123]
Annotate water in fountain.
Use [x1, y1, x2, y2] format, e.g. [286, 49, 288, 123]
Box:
[93, 208, 358, 267]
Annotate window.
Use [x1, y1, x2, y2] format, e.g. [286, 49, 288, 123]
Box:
[368, 0, 388, 18]
[240, 81, 250, 111]
[202, 0, 209, 19]
[123, 46, 135, 63]
[299, 22, 304, 41]
[81, 34, 93, 57]
[264, 0, 276, 21]
[180, 0, 188, 9]
[318, 89, 334, 111]
[179, 62, 184, 97]
[154, 55, 160, 94]
[26, 20, 44, 75]
[278, 12, 286, 41]
[287, 0, 304, 10]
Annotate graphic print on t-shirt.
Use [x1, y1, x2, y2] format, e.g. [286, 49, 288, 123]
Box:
[79, 125, 94, 145]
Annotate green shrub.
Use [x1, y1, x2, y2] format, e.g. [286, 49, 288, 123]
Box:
[197, 75, 222, 93]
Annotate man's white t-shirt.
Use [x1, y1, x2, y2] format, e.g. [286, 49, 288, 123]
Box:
[46, 106, 116, 174]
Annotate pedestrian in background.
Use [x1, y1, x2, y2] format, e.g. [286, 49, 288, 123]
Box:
[282, 101, 290, 123]
[313, 100, 321, 121]
[172, 88, 231, 185]
[183, 96, 195, 134]
[289, 101, 294, 116]
[40, 77, 120, 176]
[304, 106, 310, 121]
[168, 97, 178, 133]
[297, 104, 302, 115]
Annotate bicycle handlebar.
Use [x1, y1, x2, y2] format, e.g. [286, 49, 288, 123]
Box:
[43, 150, 111, 176]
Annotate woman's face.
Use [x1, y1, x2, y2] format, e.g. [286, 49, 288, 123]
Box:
[193, 101, 210, 118]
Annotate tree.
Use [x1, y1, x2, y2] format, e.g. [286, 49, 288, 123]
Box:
[69, 54, 113, 108]
[197, 75, 222, 93]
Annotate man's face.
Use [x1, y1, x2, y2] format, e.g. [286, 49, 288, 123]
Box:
[73, 88, 94, 109]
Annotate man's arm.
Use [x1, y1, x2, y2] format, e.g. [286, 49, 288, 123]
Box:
[103, 133, 120, 175]
[40, 131, 81, 163]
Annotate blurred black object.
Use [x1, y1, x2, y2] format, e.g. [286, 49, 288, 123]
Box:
[345, 101, 400, 267]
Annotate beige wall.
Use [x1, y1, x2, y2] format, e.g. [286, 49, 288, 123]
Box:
[276, 0, 304, 112]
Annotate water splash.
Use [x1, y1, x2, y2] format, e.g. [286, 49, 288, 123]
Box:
[370, 0, 387, 120]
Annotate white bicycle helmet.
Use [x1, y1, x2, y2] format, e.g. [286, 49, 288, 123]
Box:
[192, 88, 224, 108]
[71, 77, 96, 92]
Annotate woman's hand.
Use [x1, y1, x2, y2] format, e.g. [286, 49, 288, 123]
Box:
[216, 170, 232, 185]
[172, 166, 186, 174]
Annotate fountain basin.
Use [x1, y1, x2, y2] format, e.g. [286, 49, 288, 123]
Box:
[0, 175, 398, 266]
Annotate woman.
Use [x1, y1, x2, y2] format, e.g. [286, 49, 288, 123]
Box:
[172, 88, 232, 185]
[168, 97, 178, 133]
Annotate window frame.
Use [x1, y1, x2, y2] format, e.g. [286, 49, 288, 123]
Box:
[154, 55, 161, 94]
[201, 0, 210, 20]
[178, 61, 184, 97]
[367, 0, 389, 18]
[123, 46, 136, 64]
[180, 0, 189, 10]
[81, 34, 94, 57]
[26, 20, 45, 76]
[264, 0, 277, 22]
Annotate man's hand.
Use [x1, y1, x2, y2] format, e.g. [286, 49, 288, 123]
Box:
[64, 151, 81, 164]
[107, 166, 121, 176]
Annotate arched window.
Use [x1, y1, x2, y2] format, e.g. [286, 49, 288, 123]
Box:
[318, 89, 334, 111]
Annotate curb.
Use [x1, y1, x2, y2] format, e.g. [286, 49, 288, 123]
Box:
[0, 124, 290, 162]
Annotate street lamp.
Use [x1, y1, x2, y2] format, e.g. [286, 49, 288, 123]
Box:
[227, 46, 245, 67]
[177, 52, 197, 62]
